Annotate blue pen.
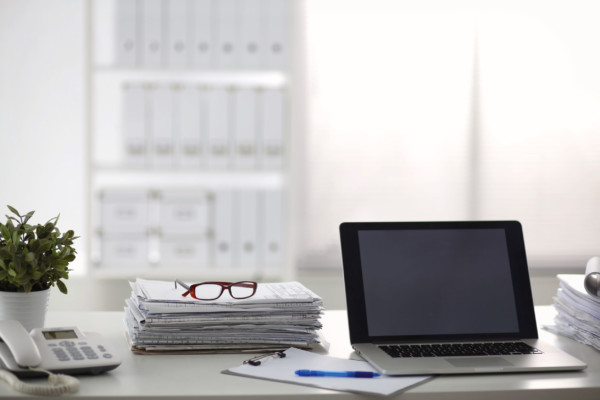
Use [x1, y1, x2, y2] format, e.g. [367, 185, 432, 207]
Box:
[295, 369, 381, 378]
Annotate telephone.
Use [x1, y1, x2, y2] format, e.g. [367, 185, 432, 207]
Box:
[0, 320, 121, 395]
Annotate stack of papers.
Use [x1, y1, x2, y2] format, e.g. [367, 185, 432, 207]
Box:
[124, 279, 324, 354]
[547, 274, 600, 351]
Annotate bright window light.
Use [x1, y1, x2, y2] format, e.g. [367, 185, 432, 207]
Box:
[301, 0, 600, 269]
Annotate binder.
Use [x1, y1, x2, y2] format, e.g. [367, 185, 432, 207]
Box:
[158, 191, 210, 267]
[114, 0, 137, 66]
[149, 85, 174, 168]
[237, 190, 259, 269]
[190, 0, 213, 68]
[176, 85, 205, 168]
[261, 189, 284, 269]
[207, 87, 231, 169]
[264, 0, 288, 69]
[233, 88, 258, 169]
[239, 0, 264, 69]
[160, 237, 209, 267]
[214, 0, 239, 68]
[140, 0, 163, 67]
[165, 0, 189, 67]
[213, 189, 234, 268]
[259, 88, 285, 169]
[102, 234, 149, 267]
[122, 83, 147, 167]
[100, 191, 149, 234]
[159, 191, 209, 236]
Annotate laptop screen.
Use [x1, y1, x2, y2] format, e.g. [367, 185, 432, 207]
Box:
[359, 228, 518, 336]
[340, 221, 538, 343]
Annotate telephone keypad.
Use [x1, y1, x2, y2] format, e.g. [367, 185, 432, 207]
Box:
[52, 348, 70, 361]
[49, 343, 110, 362]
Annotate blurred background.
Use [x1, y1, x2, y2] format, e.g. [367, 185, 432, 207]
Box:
[1, 0, 599, 311]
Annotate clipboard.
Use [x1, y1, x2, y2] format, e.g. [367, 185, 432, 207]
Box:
[223, 347, 431, 396]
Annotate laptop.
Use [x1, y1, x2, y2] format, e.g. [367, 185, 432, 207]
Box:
[339, 221, 587, 375]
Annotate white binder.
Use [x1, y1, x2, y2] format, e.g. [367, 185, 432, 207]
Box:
[260, 88, 285, 169]
[159, 191, 209, 236]
[160, 237, 209, 267]
[233, 88, 258, 169]
[149, 85, 174, 168]
[214, 189, 235, 268]
[140, 0, 163, 67]
[190, 0, 213, 68]
[176, 85, 205, 168]
[165, 0, 189, 67]
[264, 0, 288, 69]
[102, 234, 149, 267]
[261, 189, 284, 269]
[115, 0, 137, 66]
[239, 0, 264, 69]
[207, 87, 231, 169]
[100, 191, 150, 267]
[100, 191, 149, 234]
[122, 84, 147, 167]
[237, 190, 259, 269]
[214, 0, 239, 68]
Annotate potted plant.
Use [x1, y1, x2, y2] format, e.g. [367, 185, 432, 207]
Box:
[0, 205, 77, 331]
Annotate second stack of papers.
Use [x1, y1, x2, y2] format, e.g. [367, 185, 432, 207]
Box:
[124, 279, 324, 354]
[547, 274, 600, 351]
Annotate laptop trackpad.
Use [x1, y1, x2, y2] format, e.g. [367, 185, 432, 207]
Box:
[446, 357, 513, 368]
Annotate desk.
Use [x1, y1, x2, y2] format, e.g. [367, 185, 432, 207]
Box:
[1, 307, 598, 399]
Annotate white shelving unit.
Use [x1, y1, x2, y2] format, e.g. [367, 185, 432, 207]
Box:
[86, 0, 302, 281]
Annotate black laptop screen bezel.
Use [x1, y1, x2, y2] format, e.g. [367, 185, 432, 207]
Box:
[339, 221, 538, 344]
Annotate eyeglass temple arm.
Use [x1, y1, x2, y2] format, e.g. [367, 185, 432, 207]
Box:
[174, 279, 190, 290]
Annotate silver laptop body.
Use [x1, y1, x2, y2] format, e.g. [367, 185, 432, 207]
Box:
[340, 221, 586, 375]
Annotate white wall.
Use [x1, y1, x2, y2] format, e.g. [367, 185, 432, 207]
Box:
[0, 0, 86, 266]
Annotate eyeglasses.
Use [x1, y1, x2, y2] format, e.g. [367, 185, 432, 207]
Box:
[174, 279, 258, 300]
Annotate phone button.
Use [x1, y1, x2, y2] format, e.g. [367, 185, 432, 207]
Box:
[52, 348, 70, 361]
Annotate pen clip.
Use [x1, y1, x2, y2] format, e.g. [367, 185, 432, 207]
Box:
[243, 351, 286, 366]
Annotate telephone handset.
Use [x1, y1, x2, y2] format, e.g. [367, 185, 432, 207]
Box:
[0, 320, 121, 396]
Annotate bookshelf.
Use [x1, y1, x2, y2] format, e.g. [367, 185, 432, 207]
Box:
[86, 0, 302, 281]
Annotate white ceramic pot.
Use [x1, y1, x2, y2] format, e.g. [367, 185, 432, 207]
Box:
[0, 288, 50, 332]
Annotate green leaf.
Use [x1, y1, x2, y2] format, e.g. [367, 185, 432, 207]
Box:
[37, 240, 52, 254]
[0, 225, 10, 240]
[56, 280, 67, 294]
[53, 259, 68, 269]
[22, 211, 35, 225]
[25, 252, 35, 264]
[7, 205, 20, 217]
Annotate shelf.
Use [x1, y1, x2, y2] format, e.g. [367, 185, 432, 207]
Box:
[87, 0, 299, 282]
[91, 67, 288, 87]
[91, 169, 285, 190]
[88, 266, 291, 282]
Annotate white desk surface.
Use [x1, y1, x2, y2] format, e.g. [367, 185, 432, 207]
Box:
[1, 307, 598, 399]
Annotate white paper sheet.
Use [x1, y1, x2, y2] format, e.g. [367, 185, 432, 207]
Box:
[224, 347, 431, 396]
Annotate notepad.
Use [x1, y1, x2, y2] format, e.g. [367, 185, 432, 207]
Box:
[223, 347, 431, 396]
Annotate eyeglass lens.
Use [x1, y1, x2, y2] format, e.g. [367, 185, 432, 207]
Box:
[193, 282, 256, 300]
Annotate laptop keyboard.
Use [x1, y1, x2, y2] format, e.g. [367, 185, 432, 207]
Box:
[379, 342, 543, 358]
